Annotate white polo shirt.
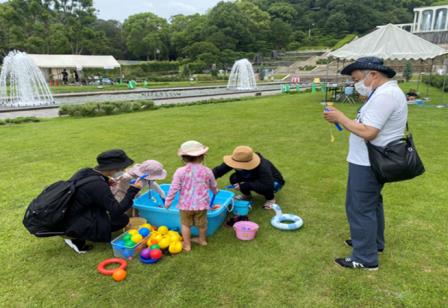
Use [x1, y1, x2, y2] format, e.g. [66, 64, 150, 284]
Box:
[347, 80, 408, 166]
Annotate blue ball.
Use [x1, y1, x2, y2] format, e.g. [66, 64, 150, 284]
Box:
[115, 240, 126, 247]
[139, 227, 150, 237]
[123, 249, 134, 259]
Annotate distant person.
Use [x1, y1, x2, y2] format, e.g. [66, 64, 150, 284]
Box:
[324, 57, 407, 270]
[164, 141, 218, 252]
[61, 69, 68, 84]
[62, 149, 143, 254]
[213, 146, 285, 210]
[406, 88, 418, 101]
[74, 70, 79, 83]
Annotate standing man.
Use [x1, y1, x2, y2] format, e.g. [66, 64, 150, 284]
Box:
[323, 57, 407, 270]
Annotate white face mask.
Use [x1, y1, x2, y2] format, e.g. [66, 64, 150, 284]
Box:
[112, 171, 125, 179]
[354, 79, 372, 97]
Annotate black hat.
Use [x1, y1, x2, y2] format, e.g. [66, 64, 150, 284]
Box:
[95, 149, 134, 171]
[341, 57, 396, 78]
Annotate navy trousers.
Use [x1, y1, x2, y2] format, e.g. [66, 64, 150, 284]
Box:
[346, 163, 385, 266]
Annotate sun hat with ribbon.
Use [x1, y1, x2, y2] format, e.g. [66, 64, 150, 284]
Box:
[177, 140, 209, 157]
[223, 145, 261, 170]
[128, 160, 167, 180]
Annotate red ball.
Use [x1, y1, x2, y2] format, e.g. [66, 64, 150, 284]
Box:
[150, 249, 162, 260]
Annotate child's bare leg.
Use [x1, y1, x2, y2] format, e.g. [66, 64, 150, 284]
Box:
[192, 227, 208, 246]
[181, 224, 191, 251]
[198, 227, 207, 245]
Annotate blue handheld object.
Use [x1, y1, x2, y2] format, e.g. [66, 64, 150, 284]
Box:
[324, 107, 343, 131]
[224, 184, 235, 189]
[130, 173, 149, 184]
[209, 194, 217, 207]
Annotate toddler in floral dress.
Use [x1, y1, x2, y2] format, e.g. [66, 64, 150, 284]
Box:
[165, 140, 218, 251]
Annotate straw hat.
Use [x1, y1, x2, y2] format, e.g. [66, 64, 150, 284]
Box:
[223, 146, 261, 170]
[178, 140, 209, 157]
[128, 160, 167, 180]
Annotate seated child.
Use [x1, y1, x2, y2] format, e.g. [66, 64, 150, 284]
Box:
[164, 140, 218, 252]
[112, 160, 167, 216]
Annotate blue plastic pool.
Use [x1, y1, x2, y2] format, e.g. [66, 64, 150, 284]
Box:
[133, 184, 234, 236]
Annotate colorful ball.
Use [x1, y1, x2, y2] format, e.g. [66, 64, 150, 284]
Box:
[169, 241, 183, 254]
[112, 269, 127, 282]
[123, 249, 134, 259]
[158, 226, 169, 235]
[153, 233, 163, 243]
[150, 249, 162, 260]
[150, 244, 160, 250]
[140, 248, 152, 259]
[131, 234, 143, 243]
[124, 240, 134, 248]
[115, 239, 126, 247]
[159, 237, 170, 249]
[128, 229, 139, 235]
[141, 223, 152, 229]
[122, 234, 132, 242]
[139, 227, 150, 237]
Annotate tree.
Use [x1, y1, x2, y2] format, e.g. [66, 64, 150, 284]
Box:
[268, 2, 296, 23]
[123, 12, 170, 60]
[93, 19, 126, 58]
[169, 14, 207, 59]
[51, 0, 98, 54]
[269, 18, 292, 49]
[182, 41, 219, 60]
[205, 2, 255, 52]
[404, 61, 413, 82]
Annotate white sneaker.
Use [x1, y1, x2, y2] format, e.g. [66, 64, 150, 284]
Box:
[64, 239, 92, 254]
[263, 199, 276, 209]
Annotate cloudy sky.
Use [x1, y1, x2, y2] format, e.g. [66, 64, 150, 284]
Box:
[0, 0, 226, 21]
[94, 0, 225, 21]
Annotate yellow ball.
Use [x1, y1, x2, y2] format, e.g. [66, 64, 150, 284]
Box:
[140, 223, 152, 230]
[158, 226, 169, 235]
[169, 241, 183, 254]
[153, 233, 163, 243]
[169, 234, 180, 242]
[131, 234, 143, 243]
[167, 230, 179, 237]
[128, 229, 138, 235]
[159, 237, 171, 249]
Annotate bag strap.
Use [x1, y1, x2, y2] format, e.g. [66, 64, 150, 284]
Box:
[74, 175, 103, 188]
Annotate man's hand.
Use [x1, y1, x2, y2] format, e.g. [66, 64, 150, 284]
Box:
[323, 106, 345, 124]
[233, 183, 241, 191]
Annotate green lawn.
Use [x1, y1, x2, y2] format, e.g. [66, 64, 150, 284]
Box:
[49, 80, 228, 94]
[0, 93, 447, 306]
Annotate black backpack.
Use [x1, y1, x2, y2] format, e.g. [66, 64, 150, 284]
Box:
[23, 176, 99, 237]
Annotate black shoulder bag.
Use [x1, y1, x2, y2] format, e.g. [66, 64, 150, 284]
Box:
[366, 123, 425, 183]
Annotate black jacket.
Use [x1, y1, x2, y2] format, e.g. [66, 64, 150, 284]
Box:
[213, 153, 285, 193]
[61, 168, 140, 242]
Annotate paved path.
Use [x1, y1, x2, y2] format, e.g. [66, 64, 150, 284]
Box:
[0, 89, 281, 119]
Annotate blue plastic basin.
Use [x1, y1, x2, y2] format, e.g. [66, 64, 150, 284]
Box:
[133, 184, 234, 236]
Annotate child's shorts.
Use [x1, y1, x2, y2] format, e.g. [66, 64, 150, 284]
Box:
[180, 210, 208, 228]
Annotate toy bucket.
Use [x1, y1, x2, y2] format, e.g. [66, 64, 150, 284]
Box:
[126, 217, 147, 230]
[233, 200, 251, 216]
[233, 221, 259, 241]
